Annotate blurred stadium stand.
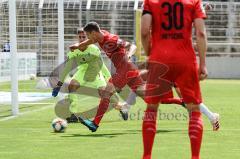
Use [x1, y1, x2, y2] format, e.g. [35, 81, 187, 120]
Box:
[0, 0, 239, 77]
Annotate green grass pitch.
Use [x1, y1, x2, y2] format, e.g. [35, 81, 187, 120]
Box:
[0, 79, 240, 159]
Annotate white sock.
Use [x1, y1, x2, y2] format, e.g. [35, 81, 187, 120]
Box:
[199, 103, 214, 121]
[126, 91, 137, 106]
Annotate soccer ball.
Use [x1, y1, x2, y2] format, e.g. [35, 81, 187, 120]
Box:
[29, 74, 36, 80]
[52, 118, 68, 133]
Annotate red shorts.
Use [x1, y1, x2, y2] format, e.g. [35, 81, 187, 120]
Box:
[161, 90, 174, 99]
[145, 61, 202, 105]
[110, 61, 144, 92]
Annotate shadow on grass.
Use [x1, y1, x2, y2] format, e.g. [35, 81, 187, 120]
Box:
[61, 132, 137, 138]
[60, 129, 182, 138]
[126, 129, 182, 134]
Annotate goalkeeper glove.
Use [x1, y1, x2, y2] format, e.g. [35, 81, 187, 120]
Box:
[52, 81, 63, 97]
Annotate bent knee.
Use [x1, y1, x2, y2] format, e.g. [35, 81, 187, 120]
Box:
[68, 80, 80, 92]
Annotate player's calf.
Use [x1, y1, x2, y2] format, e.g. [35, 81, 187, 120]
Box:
[186, 104, 203, 159]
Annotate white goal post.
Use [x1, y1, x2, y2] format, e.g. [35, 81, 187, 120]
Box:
[9, 0, 19, 116]
[7, 0, 65, 116]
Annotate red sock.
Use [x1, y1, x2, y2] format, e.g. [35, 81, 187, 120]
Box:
[188, 112, 203, 159]
[161, 98, 183, 106]
[93, 98, 110, 126]
[142, 108, 157, 159]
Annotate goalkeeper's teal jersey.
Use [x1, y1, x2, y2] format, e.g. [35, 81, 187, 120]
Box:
[66, 44, 111, 88]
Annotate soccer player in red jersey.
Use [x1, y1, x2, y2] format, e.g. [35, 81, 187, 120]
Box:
[69, 22, 144, 132]
[141, 0, 208, 158]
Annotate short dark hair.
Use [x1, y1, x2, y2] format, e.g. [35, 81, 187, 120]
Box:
[83, 22, 100, 32]
[77, 27, 85, 34]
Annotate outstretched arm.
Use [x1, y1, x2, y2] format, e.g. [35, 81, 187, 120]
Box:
[52, 57, 76, 97]
[69, 39, 94, 51]
[59, 57, 75, 83]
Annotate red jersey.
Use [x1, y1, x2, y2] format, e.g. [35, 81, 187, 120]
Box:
[143, 0, 206, 63]
[98, 30, 126, 68]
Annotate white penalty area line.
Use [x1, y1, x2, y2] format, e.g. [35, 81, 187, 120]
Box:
[0, 96, 91, 122]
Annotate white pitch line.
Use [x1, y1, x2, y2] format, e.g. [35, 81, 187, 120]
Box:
[0, 103, 54, 105]
[0, 96, 91, 122]
[0, 105, 53, 122]
[19, 102, 54, 105]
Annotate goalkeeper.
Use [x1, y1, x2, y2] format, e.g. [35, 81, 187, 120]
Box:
[52, 28, 121, 122]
